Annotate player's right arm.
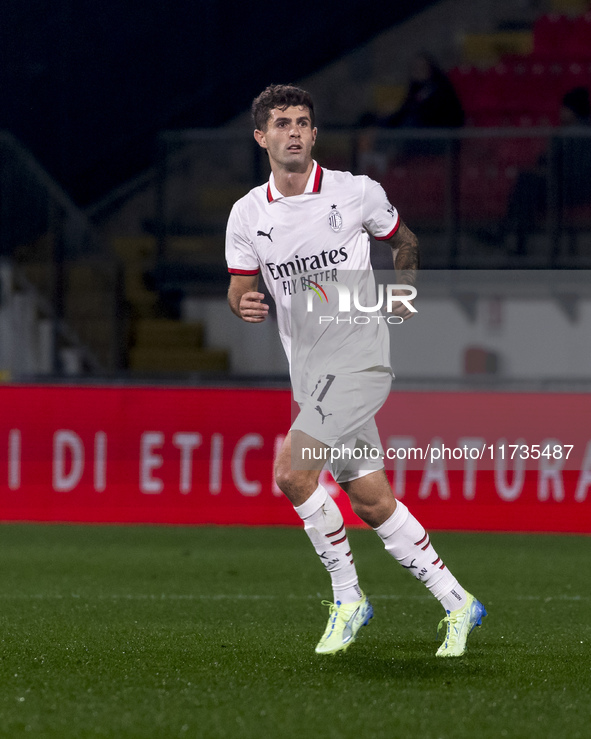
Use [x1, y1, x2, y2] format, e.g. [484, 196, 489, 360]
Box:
[227, 274, 269, 323]
[226, 199, 268, 322]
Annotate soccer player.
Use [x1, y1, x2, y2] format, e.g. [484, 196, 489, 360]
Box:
[226, 84, 486, 657]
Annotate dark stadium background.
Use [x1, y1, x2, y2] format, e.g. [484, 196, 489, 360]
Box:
[1, 0, 435, 204]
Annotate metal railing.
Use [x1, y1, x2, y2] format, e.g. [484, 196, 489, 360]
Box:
[0, 132, 125, 375]
[152, 126, 591, 289]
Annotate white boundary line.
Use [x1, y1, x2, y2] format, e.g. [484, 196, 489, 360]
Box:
[0, 593, 587, 601]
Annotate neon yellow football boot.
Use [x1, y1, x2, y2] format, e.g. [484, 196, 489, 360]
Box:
[436, 592, 487, 657]
[315, 594, 374, 655]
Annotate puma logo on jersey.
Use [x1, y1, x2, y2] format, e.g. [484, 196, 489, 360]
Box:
[315, 405, 332, 424]
[257, 227, 273, 242]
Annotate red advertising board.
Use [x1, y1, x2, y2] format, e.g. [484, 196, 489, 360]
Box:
[0, 386, 589, 532]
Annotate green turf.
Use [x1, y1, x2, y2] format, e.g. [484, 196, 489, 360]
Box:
[0, 524, 589, 738]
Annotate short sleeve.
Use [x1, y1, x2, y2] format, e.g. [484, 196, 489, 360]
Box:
[225, 200, 260, 275]
[361, 176, 400, 241]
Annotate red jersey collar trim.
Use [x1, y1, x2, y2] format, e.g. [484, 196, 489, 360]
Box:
[266, 161, 323, 203]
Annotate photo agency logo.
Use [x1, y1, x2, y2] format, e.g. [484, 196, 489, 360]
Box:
[305, 281, 417, 324]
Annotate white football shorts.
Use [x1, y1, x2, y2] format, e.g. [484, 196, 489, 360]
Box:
[290, 367, 392, 483]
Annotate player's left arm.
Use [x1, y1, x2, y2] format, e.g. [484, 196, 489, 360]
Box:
[386, 220, 420, 319]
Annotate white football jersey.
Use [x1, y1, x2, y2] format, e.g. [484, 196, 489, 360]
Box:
[226, 162, 400, 401]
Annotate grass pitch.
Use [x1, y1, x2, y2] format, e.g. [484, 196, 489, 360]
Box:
[0, 524, 589, 738]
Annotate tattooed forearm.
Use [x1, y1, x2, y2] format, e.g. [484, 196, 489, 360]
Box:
[390, 221, 420, 285]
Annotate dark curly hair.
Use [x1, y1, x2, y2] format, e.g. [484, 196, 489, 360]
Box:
[251, 84, 315, 131]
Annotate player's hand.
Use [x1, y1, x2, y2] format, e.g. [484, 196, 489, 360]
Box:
[239, 292, 269, 322]
[387, 287, 416, 321]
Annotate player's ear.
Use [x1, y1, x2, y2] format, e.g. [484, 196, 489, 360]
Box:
[254, 129, 267, 149]
[312, 127, 317, 146]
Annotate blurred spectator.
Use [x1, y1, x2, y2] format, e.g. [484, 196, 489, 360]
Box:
[357, 53, 464, 172]
[502, 86, 591, 255]
[382, 53, 465, 129]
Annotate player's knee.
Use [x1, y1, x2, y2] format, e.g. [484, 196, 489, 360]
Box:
[349, 497, 372, 522]
[274, 466, 301, 498]
[350, 496, 395, 529]
[274, 459, 295, 495]
[274, 462, 316, 503]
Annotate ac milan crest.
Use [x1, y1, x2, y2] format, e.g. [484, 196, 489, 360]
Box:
[328, 204, 343, 232]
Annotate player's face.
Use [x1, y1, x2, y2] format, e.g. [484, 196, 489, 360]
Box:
[254, 106, 317, 172]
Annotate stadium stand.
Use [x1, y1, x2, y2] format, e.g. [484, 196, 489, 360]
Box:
[124, 3, 591, 374]
[112, 237, 229, 374]
[0, 133, 125, 374]
[390, 8, 591, 242]
[6, 0, 591, 376]
[448, 7, 591, 127]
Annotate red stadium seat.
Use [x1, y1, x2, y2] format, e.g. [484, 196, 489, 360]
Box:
[486, 62, 564, 121]
[453, 64, 515, 124]
[560, 62, 591, 97]
[570, 12, 591, 61]
[450, 57, 589, 127]
[522, 62, 563, 116]
[494, 137, 546, 168]
[481, 64, 512, 110]
[495, 63, 528, 114]
[448, 66, 485, 118]
[382, 159, 446, 224]
[457, 138, 519, 222]
[532, 14, 575, 61]
[459, 160, 514, 222]
[469, 110, 509, 127]
[443, 14, 591, 128]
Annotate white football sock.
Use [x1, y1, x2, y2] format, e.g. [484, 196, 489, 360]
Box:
[294, 485, 362, 605]
[375, 501, 467, 612]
